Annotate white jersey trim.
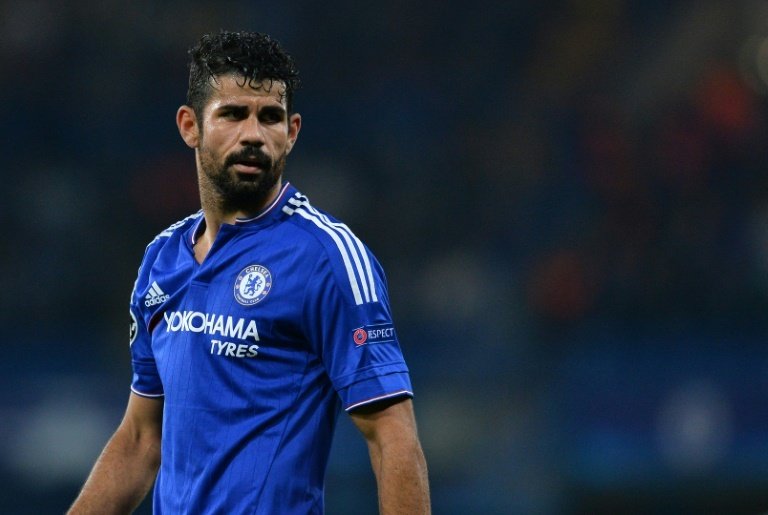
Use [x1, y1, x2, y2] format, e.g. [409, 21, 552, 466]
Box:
[131, 211, 204, 308]
[291, 207, 365, 305]
[154, 211, 204, 243]
[344, 390, 413, 412]
[130, 386, 165, 398]
[282, 193, 378, 306]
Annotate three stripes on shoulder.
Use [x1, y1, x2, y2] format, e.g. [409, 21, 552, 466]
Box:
[282, 193, 378, 306]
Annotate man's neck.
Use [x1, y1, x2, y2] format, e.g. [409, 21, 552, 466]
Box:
[194, 178, 282, 264]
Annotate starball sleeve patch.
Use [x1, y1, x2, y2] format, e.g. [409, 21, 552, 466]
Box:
[130, 309, 138, 346]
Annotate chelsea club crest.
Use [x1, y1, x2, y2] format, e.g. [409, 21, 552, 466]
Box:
[234, 265, 273, 306]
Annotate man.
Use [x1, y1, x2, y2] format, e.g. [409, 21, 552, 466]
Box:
[69, 31, 430, 514]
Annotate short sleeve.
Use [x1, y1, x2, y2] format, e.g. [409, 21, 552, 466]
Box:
[303, 252, 413, 411]
[129, 291, 164, 398]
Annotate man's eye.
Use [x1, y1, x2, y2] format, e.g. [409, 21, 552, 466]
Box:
[261, 114, 281, 124]
[220, 109, 246, 120]
[259, 108, 286, 124]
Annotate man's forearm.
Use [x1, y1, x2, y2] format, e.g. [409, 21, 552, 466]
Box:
[371, 437, 431, 514]
[68, 425, 161, 515]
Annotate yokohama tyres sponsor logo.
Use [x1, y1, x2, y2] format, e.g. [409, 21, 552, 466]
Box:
[163, 311, 260, 342]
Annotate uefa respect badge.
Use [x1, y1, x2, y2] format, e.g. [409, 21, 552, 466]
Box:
[352, 323, 396, 346]
[234, 265, 273, 306]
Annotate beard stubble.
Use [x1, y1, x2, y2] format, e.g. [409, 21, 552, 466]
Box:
[198, 144, 287, 214]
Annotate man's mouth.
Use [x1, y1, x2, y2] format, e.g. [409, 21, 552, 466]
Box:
[233, 162, 262, 174]
[231, 156, 270, 174]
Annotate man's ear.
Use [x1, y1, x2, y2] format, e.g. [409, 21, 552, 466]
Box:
[285, 113, 302, 155]
[177, 105, 199, 148]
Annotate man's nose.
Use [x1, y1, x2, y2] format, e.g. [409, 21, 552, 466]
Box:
[239, 116, 266, 145]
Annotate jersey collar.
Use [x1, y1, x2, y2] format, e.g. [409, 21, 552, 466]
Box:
[233, 181, 294, 225]
[189, 181, 296, 245]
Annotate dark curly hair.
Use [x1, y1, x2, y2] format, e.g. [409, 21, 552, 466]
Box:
[186, 31, 301, 117]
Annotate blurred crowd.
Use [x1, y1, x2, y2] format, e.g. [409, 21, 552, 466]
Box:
[3, 0, 768, 513]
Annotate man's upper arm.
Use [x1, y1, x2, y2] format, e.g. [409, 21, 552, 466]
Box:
[349, 398, 431, 514]
[349, 397, 419, 443]
[121, 392, 163, 442]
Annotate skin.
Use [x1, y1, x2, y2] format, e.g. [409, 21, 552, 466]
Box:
[176, 74, 302, 264]
[67, 394, 162, 514]
[351, 398, 431, 514]
[69, 75, 431, 514]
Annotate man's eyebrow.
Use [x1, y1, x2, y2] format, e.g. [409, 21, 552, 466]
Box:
[259, 105, 287, 116]
[214, 103, 248, 113]
[212, 103, 286, 114]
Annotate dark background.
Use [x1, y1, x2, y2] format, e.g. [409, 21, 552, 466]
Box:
[3, 1, 768, 513]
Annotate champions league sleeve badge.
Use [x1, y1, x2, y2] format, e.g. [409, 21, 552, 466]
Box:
[234, 265, 273, 306]
[129, 309, 138, 346]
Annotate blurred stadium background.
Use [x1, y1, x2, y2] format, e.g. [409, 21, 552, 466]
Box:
[3, 0, 768, 513]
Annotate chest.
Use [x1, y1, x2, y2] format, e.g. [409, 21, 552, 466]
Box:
[142, 229, 322, 370]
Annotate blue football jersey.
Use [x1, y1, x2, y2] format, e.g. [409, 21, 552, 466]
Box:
[128, 182, 413, 514]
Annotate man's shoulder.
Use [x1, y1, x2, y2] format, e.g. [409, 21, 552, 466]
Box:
[280, 191, 359, 243]
[280, 190, 382, 306]
[145, 211, 203, 252]
[131, 211, 201, 305]
[279, 191, 375, 260]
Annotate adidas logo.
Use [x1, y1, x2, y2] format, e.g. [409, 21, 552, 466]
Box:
[144, 281, 170, 307]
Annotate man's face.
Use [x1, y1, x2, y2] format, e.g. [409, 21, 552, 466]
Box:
[194, 74, 300, 212]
